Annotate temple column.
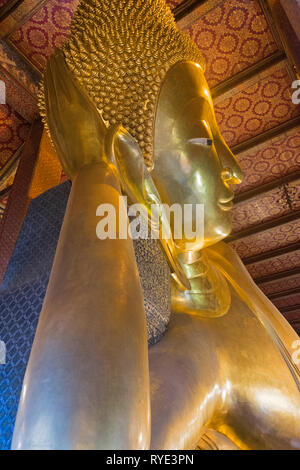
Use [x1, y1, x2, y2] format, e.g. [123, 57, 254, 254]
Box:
[0, 118, 43, 282]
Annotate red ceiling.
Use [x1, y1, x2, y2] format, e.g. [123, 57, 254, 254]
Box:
[10, 0, 80, 71]
[231, 219, 300, 258]
[247, 250, 300, 279]
[184, 0, 278, 87]
[232, 177, 300, 230]
[215, 64, 300, 148]
[235, 127, 300, 194]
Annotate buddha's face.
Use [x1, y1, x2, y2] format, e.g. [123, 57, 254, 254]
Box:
[152, 61, 243, 252]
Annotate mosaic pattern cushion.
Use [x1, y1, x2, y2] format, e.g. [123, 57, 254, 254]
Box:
[0, 181, 170, 449]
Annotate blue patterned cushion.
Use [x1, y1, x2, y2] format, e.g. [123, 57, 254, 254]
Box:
[0, 181, 170, 449]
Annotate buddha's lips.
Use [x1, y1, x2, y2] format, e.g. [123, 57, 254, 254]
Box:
[218, 199, 234, 211]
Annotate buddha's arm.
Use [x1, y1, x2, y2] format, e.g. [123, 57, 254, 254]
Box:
[206, 241, 299, 352]
[149, 312, 224, 450]
[11, 163, 150, 450]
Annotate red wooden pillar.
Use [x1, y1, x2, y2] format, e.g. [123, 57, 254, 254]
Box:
[0, 118, 43, 283]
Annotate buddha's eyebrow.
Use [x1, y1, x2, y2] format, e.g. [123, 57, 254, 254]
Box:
[188, 138, 213, 147]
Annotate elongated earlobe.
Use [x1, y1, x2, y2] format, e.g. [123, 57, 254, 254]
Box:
[106, 125, 190, 291]
[105, 124, 159, 211]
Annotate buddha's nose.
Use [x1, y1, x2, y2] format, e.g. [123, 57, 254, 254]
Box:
[216, 135, 243, 185]
[222, 152, 243, 185]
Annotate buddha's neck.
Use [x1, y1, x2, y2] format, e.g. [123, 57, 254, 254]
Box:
[174, 249, 231, 317]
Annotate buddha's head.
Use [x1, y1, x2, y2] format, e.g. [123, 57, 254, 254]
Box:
[43, 0, 242, 254]
[152, 61, 243, 251]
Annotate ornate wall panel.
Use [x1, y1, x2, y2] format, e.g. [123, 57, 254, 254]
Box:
[0, 66, 38, 122]
[0, 103, 30, 169]
[0, 39, 40, 98]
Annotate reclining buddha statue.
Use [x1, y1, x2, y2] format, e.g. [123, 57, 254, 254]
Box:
[11, 0, 300, 450]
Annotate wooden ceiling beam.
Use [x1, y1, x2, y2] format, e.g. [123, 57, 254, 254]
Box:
[0, 0, 24, 23]
[0, 184, 12, 201]
[174, 0, 206, 21]
[242, 242, 300, 266]
[269, 287, 300, 301]
[212, 50, 286, 99]
[232, 116, 300, 155]
[1, 0, 48, 39]
[280, 304, 300, 314]
[227, 210, 300, 243]
[258, 0, 286, 52]
[254, 267, 300, 284]
[234, 172, 300, 206]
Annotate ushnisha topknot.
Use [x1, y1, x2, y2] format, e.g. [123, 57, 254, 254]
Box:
[41, 0, 205, 169]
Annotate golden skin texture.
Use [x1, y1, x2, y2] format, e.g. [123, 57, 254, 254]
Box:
[12, 52, 300, 450]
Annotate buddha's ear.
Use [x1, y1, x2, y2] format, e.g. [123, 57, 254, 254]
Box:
[105, 124, 161, 214]
[105, 125, 191, 291]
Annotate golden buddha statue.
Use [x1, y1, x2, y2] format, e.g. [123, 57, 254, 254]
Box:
[12, 0, 300, 450]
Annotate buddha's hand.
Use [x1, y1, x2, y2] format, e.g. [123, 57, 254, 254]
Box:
[43, 49, 109, 179]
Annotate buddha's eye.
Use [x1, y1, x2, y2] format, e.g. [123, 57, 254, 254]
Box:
[221, 167, 234, 182]
[187, 138, 213, 147]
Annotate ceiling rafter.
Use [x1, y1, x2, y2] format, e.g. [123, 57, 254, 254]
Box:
[289, 318, 300, 325]
[212, 50, 286, 99]
[1, 0, 49, 39]
[254, 267, 300, 284]
[232, 116, 300, 155]
[5, 38, 42, 76]
[234, 172, 300, 206]
[280, 304, 300, 314]
[269, 287, 300, 301]
[227, 210, 300, 243]
[0, 0, 24, 23]
[258, 0, 286, 52]
[173, 0, 206, 21]
[242, 242, 300, 266]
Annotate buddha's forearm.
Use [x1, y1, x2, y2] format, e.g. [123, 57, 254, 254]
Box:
[149, 313, 223, 450]
[12, 163, 150, 450]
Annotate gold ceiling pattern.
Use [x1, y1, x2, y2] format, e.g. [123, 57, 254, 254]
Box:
[231, 219, 300, 258]
[215, 64, 300, 147]
[184, 0, 277, 87]
[9, 0, 80, 71]
[0, 0, 299, 332]
[247, 250, 300, 278]
[236, 127, 300, 193]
